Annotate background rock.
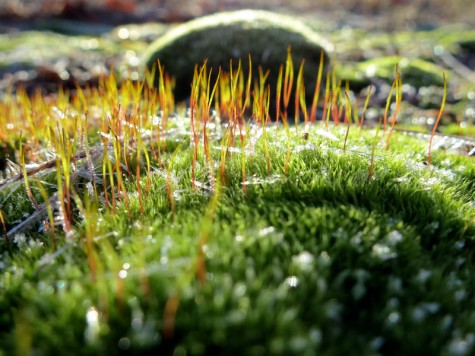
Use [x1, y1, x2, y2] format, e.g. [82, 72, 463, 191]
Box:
[142, 9, 333, 114]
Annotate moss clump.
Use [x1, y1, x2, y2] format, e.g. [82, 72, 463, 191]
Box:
[142, 9, 333, 101]
[1, 48, 474, 355]
[339, 56, 447, 87]
[1, 119, 475, 355]
[438, 28, 475, 52]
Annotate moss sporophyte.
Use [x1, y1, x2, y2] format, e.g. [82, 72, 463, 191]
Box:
[1, 30, 475, 355]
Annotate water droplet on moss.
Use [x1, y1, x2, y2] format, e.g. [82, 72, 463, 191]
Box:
[455, 289, 466, 302]
[423, 302, 441, 314]
[455, 240, 465, 250]
[370, 337, 385, 351]
[118, 28, 130, 40]
[292, 251, 314, 271]
[416, 269, 432, 283]
[56, 281, 65, 289]
[388, 276, 402, 293]
[412, 307, 426, 322]
[386, 230, 403, 245]
[309, 328, 322, 345]
[318, 251, 331, 267]
[259, 226, 276, 236]
[289, 336, 308, 352]
[387, 311, 400, 324]
[285, 276, 299, 288]
[371, 243, 396, 261]
[448, 338, 470, 355]
[13, 233, 26, 248]
[85, 307, 100, 344]
[352, 282, 366, 300]
[233, 283, 247, 298]
[118, 337, 131, 350]
[171, 345, 187, 355]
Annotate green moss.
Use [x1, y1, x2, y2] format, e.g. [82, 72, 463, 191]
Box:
[1, 12, 474, 354]
[442, 123, 475, 137]
[142, 10, 333, 100]
[109, 23, 169, 43]
[1, 123, 474, 354]
[438, 28, 475, 52]
[339, 56, 446, 87]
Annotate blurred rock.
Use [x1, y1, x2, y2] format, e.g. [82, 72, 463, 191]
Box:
[142, 9, 333, 111]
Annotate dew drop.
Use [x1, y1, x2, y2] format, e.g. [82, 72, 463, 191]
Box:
[259, 226, 276, 236]
[292, 251, 314, 271]
[285, 276, 299, 288]
[118, 28, 130, 40]
[448, 338, 470, 355]
[372, 243, 396, 261]
[85, 307, 100, 344]
[118, 337, 131, 350]
[387, 311, 400, 324]
[386, 230, 403, 245]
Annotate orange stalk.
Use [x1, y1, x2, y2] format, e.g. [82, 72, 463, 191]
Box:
[163, 295, 180, 340]
[204, 68, 220, 191]
[166, 144, 182, 222]
[219, 124, 232, 185]
[240, 54, 253, 120]
[359, 83, 373, 130]
[136, 151, 144, 215]
[383, 79, 396, 133]
[310, 49, 325, 123]
[196, 171, 221, 284]
[35, 180, 56, 250]
[283, 46, 294, 124]
[343, 92, 352, 151]
[263, 85, 272, 173]
[295, 59, 305, 126]
[275, 64, 284, 133]
[428, 73, 448, 166]
[322, 68, 331, 128]
[0, 209, 6, 236]
[55, 158, 71, 234]
[386, 69, 402, 150]
[19, 133, 39, 210]
[190, 63, 206, 189]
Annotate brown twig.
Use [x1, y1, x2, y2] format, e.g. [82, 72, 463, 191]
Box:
[3, 146, 105, 238]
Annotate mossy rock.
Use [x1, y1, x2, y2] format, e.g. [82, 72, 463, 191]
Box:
[340, 56, 447, 88]
[109, 23, 169, 43]
[142, 10, 333, 106]
[438, 28, 475, 52]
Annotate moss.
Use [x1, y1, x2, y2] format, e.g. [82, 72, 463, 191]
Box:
[339, 56, 446, 87]
[109, 23, 169, 43]
[442, 123, 475, 138]
[142, 10, 333, 101]
[1, 122, 474, 354]
[438, 28, 475, 52]
[1, 22, 474, 354]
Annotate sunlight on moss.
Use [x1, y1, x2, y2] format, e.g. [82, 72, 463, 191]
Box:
[0, 50, 474, 354]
